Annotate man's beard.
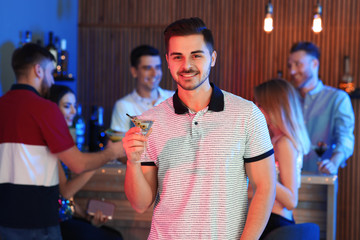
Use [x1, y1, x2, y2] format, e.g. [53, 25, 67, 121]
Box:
[176, 62, 212, 91]
[298, 70, 314, 89]
[40, 77, 51, 97]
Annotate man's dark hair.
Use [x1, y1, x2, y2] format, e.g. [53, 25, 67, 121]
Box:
[164, 17, 214, 54]
[130, 45, 160, 68]
[11, 43, 55, 79]
[290, 41, 320, 60]
[47, 84, 75, 105]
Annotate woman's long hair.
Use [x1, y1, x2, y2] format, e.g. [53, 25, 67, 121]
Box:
[254, 78, 310, 155]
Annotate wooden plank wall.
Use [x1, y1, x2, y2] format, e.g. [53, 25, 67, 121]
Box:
[78, 1, 360, 239]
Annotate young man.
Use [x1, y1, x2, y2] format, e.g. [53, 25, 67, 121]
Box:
[110, 45, 174, 132]
[123, 18, 276, 239]
[287, 41, 355, 174]
[0, 43, 125, 240]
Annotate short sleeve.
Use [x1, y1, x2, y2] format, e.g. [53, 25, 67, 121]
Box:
[38, 104, 74, 154]
[243, 103, 274, 163]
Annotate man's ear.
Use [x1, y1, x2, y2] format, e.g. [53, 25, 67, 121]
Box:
[130, 66, 137, 78]
[312, 58, 319, 69]
[211, 50, 217, 67]
[34, 64, 44, 79]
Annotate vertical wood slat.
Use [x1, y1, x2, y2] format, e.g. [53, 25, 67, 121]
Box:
[78, 1, 360, 239]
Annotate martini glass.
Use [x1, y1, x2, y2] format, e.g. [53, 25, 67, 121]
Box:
[105, 129, 125, 142]
[314, 141, 328, 164]
[127, 114, 154, 162]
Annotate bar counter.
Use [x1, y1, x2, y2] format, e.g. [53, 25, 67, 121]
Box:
[73, 163, 152, 240]
[74, 164, 337, 240]
[294, 173, 338, 240]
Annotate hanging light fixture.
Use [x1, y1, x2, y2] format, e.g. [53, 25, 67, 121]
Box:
[264, 0, 273, 33]
[312, 0, 323, 33]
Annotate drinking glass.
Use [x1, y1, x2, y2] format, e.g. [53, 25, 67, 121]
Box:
[127, 114, 154, 162]
[105, 129, 125, 142]
[314, 141, 328, 164]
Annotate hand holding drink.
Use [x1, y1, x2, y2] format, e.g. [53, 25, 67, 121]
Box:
[126, 114, 154, 162]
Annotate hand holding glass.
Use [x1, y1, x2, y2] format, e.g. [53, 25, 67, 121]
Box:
[126, 114, 154, 162]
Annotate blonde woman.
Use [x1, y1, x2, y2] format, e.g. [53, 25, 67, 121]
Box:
[254, 79, 310, 239]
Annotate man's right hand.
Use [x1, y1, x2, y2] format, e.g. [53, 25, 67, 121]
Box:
[122, 127, 147, 164]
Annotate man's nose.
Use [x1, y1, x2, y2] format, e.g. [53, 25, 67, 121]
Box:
[289, 65, 296, 75]
[149, 68, 157, 77]
[182, 57, 193, 70]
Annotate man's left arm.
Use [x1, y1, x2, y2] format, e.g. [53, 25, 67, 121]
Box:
[320, 93, 355, 174]
[241, 155, 276, 240]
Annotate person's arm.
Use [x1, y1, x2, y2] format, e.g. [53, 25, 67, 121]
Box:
[319, 152, 345, 175]
[274, 137, 299, 210]
[319, 93, 354, 174]
[123, 127, 158, 213]
[58, 160, 96, 199]
[241, 155, 276, 240]
[56, 139, 125, 174]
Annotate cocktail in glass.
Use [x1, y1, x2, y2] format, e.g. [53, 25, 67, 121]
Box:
[314, 141, 328, 163]
[127, 114, 154, 162]
[105, 129, 125, 142]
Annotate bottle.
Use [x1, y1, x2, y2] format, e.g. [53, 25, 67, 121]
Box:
[74, 104, 86, 152]
[88, 106, 106, 152]
[97, 107, 106, 151]
[24, 31, 32, 44]
[46, 32, 58, 68]
[339, 56, 355, 94]
[57, 39, 69, 77]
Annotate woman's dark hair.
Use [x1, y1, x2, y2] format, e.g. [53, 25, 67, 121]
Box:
[48, 84, 75, 105]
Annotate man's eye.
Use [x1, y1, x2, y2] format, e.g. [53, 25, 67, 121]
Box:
[193, 54, 202, 58]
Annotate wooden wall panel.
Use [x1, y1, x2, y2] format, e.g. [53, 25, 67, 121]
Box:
[78, 1, 360, 239]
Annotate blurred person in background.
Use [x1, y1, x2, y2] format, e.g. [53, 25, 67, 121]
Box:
[287, 41, 354, 175]
[110, 45, 174, 133]
[253, 79, 310, 239]
[0, 43, 124, 240]
[49, 84, 123, 240]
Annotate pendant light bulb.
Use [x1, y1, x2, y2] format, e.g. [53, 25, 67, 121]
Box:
[264, 1, 273, 33]
[312, 1, 323, 33]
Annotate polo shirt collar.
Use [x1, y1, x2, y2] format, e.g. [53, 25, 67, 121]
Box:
[173, 82, 224, 114]
[11, 84, 40, 96]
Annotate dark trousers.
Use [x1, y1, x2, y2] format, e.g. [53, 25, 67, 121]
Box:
[60, 217, 123, 240]
[260, 212, 295, 240]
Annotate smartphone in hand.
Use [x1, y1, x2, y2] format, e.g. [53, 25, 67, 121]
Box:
[87, 199, 115, 220]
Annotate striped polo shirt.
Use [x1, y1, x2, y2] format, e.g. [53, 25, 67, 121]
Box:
[0, 84, 74, 228]
[139, 83, 274, 239]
